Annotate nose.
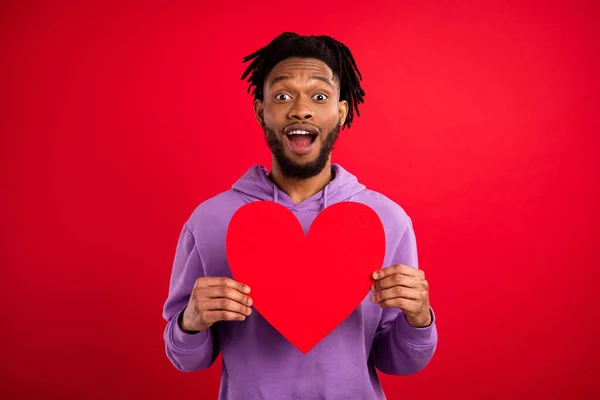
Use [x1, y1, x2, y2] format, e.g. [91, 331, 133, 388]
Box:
[288, 95, 315, 121]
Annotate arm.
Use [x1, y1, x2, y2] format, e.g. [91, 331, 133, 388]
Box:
[162, 224, 220, 372]
[370, 218, 438, 375]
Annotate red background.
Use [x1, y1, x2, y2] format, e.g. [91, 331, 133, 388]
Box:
[1, 1, 599, 399]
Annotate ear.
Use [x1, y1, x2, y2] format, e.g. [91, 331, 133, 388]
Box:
[338, 99, 349, 126]
[254, 99, 264, 125]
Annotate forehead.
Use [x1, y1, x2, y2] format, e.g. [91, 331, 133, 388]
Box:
[266, 57, 336, 87]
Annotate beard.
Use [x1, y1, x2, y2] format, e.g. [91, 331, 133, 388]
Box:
[262, 118, 341, 180]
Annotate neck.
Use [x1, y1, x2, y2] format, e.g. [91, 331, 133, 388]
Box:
[268, 159, 334, 204]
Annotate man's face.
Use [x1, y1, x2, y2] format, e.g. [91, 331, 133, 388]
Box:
[254, 57, 349, 179]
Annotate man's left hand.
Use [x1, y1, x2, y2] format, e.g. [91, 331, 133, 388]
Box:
[370, 264, 432, 327]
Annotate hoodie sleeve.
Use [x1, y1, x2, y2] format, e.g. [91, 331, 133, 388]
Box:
[162, 224, 220, 372]
[370, 217, 438, 375]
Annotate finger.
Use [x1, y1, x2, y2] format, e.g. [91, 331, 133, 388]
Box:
[200, 286, 253, 307]
[372, 264, 423, 280]
[379, 298, 420, 312]
[203, 310, 247, 324]
[371, 274, 424, 293]
[371, 286, 424, 303]
[195, 276, 251, 294]
[204, 298, 253, 316]
[372, 264, 401, 280]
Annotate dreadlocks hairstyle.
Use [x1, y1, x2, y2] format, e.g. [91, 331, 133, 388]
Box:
[240, 32, 365, 130]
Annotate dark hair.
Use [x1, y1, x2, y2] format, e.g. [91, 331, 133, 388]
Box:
[240, 32, 365, 130]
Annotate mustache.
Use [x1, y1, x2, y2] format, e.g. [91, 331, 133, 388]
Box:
[261, 120, 341, 136]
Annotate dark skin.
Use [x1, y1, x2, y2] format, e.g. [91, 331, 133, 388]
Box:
[371, 265, 432, 327]
[180, 57, 431, 333]
[254, 57, 348, 205]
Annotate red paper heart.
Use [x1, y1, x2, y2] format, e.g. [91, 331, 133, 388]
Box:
[226, 201, 386, 354]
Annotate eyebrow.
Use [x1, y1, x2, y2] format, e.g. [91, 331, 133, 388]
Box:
[268, 75, 334, 88]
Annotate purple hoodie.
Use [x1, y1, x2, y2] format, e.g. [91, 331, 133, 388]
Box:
[162, 164, 438, 399]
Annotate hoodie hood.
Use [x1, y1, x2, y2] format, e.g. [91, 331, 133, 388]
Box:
[231, 164, 366, 213]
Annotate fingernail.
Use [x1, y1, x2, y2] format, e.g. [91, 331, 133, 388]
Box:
[370, 285, 375, 292]
[371, 295, 377, 303]
[244, 286, 251, 293]
[373, 272, 379, 279]
[248, 298, 253, 306]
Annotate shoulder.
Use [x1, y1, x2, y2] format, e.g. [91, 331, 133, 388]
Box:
[350, 188, 412, 238]
[184, 189, 246, 234]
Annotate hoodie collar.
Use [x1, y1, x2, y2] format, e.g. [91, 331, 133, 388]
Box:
[231, 164, 366, 212]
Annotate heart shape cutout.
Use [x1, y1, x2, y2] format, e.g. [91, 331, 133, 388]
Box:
[226, 201, 385, 354]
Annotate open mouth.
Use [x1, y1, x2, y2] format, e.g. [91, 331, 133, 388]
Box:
[285, 130, 318, 155]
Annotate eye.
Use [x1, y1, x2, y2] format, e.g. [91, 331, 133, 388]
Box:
[275, 93, 291, 101]
[314, 93, 328, 102]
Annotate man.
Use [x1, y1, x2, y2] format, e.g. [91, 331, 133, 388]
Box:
[162, 32, 437, 399]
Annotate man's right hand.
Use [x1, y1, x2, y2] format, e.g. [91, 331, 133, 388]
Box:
[180, 277, 253, 333]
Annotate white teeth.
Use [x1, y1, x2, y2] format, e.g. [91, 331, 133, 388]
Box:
[287, 130, 312, 135]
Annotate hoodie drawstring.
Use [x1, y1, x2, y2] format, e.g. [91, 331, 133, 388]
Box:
[322, 185, 328, 211]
